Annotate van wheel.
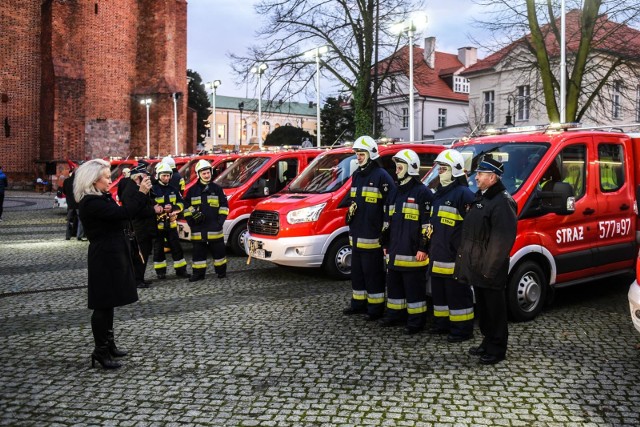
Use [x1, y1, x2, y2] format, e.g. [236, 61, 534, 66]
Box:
[229, 221, 248, 256]
[323, 236, 351, 280]
[506, 261, 547, 322]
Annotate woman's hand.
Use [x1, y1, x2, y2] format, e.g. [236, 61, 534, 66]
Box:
[138, 176, 152, 194]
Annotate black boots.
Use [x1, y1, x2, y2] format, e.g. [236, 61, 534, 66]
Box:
[91, 309, 125, 370]
[107, 329, 128, 358]
[91, 346, 121, 369]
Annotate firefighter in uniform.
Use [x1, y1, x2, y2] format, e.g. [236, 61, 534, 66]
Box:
[162, 156, 185, 195]
[183, 159, 229, 281]
[379, 149, 433, 334]
[343, 136, 395, 320]
[151, 163, 190, 279]
[428, 149, 476, 341]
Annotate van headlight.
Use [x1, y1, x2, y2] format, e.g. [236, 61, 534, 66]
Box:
[287, 203, 326, 224]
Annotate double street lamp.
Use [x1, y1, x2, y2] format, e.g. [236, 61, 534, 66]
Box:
[304, 45, 330, 147]
[140, 98, 152, 157]
[391, 14, 428, 142]
[250, 63, 268, 149]
[208, 80, 222, 147]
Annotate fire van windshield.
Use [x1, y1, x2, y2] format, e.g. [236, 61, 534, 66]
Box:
[288, 152, 356, 194]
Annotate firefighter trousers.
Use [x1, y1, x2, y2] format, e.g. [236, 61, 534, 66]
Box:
[191, 238, 227, 278]
[152, 228, 187, 276]
[431, 276, 474, 337]
[385, 268, 427, 329]
[350, 248, 385, 317]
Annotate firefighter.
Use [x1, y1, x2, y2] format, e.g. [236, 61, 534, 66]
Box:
[428, 149, 476, 342]
[379, 149, 433, 334]
[151, 162, 189, 279]
[162, 156, 185, 195]
[343, 136, 395, 320]
[183, 159, 229, 281]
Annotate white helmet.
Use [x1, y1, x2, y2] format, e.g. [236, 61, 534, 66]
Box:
[435, 149, 466, 177]
[162, 156, 176, 168]
[393, 149, 420, 176]
[352, 135, 379, 160]
[195, 159, 212, 176]
[155, 162, 173, 180]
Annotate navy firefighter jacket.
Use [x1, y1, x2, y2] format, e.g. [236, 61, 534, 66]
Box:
[384, 177, 433, 271]
[428, 181, 475, 277]
[183, 180, 229, 241]
[348, 161, 396, 251]
[151, 182, 184, 230]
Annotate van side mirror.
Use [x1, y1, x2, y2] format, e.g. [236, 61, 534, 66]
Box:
[521, 181, 575, 218]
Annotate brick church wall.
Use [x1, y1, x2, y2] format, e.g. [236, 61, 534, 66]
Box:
[0, 0, 188, 187]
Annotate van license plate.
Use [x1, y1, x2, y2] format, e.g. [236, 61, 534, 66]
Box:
[248, 239, 265, 259]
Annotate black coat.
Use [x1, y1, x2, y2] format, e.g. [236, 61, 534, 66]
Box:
[454, 180, 517, 290]
[62, 175, 78, 209]
[79, 191, 147, 310]
[119, 178, 157, 240]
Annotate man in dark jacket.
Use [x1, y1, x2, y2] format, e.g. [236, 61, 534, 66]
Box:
[0, 165, 8, 221]
[63, 170, 85, 240]
[120, 164, 163, 288]
[454, 156, 517, 365]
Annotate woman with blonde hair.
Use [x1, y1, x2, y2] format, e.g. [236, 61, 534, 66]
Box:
[75, 159, 153, 369]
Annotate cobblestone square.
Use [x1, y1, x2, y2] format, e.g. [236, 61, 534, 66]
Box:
[1, 191, 640, 426]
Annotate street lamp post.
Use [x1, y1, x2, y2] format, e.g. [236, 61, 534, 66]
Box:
[304, 46, 329, 147]
[237, 101, 244, 152]
[560, 0, 566, 123]
[171, 92, 181, 155]
[250, 63, 268, 149]
[208, 80, 222, 148]
[392, 14, 428, 142]
[140, 98, 152, 157]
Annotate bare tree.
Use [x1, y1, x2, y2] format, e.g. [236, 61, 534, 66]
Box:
[471, 0, 640, 123]
[229, 0, 425, 137]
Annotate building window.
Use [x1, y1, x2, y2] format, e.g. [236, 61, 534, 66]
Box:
[401, 108, 409, 128]
[636, 84, 640, 122]
[438, 108, 447, 128]
[390, 82, 396, 93]
[516, 85, 530, 121]
[612, 81, 622, 119]
[453, 76, 470, 94]
[483, 91, 495, 124]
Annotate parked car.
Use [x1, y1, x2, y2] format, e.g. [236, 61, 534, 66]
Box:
[628, 251, 640, 335]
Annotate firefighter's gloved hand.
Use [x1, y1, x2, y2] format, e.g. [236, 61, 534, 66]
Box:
[420, 223, 433, 249]
[346, 201, 358, 224]
[380, 223, 390, 247]
[192, 210, 205, 224]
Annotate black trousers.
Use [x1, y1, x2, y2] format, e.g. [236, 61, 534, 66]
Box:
[474, 286, 508, 357]
[0, 192, 4, 218]
[350, 249, 386, 316]
[133, 237, 153, 283]
[91, 307, 114, 348]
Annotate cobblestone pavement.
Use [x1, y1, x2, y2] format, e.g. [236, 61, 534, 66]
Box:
[1, 190, 640, 426]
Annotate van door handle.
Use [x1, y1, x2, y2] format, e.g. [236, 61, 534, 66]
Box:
[620, 203, 630, 211]
[583, 208, 595, 215]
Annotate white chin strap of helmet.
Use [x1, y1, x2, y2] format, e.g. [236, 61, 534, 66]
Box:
[396, 162, 408, 180]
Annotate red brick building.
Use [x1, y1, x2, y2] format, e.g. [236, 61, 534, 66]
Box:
[0, 0, 188, 187]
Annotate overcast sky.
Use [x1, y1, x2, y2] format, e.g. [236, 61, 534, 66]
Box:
[187, 0, 489, 101]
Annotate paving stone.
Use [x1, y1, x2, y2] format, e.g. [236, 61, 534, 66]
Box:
[1, 193, 640, 425]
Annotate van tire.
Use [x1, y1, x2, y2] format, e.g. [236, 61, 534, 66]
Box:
[506, 260, 547, 322]
[229, 221, 248, 256]
[323, 236, 351, 280]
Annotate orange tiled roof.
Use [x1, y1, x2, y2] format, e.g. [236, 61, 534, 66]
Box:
[462, 9, 640, 75]
[378, 44, 469, 102]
